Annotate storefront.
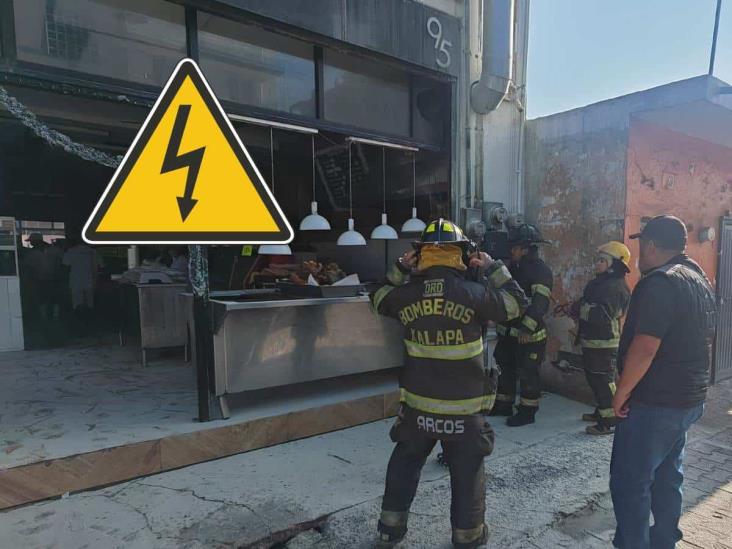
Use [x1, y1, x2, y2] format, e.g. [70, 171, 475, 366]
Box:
[0, 0, 459, 357]
[0, 0, 492, 424]
[0, 1, 533, 507]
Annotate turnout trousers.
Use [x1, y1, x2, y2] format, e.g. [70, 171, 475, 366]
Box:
[582, 348, 617, 418]
[493, 335, 545, 409]
[379, 405, 494, 544]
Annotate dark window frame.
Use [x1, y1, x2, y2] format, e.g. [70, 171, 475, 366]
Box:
[0, 0, 454, 150]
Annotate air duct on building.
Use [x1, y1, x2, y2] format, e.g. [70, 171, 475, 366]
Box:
[470, 0, 514, 114]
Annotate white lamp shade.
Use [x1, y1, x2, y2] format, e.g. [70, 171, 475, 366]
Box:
[401, 207, 427, 233]
[258, 244, 293, 255]
[371, 213, 399, 240]
[337, 218, 367, 246]
[299, 201, 331, 231]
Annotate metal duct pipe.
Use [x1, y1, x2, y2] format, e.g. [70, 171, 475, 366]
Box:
[470, 0, 515, 114]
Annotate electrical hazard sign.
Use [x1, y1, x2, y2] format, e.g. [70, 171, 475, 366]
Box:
[83, 58, 294, 244]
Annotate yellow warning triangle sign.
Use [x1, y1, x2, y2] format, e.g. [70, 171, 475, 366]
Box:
[83, 58, 293, 244]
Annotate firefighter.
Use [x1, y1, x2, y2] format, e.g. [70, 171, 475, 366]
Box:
[576, 242, 631, 435]
[370, 218, 527, 548]
[491, 224, 553, 427]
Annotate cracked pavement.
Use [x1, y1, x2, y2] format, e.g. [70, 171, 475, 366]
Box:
[0, 386, 729, 548]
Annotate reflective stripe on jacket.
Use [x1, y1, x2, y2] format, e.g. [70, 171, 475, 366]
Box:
[496, 250, 553, 344]
[370, 261, 528, 417]
[578, 272, 630, 349]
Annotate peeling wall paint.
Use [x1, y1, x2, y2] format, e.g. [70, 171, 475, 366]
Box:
[525, 111, 732, 401]
[625, 119, 732, 288]
[524, 124, 628, 361]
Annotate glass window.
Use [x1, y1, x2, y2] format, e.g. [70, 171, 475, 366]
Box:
[198, 14, 316, 117]
[13, 0, 186, 86]
[323, 50, 409, 136]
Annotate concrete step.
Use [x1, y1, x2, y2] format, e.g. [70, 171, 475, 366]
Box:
[0, 382, 400, 510]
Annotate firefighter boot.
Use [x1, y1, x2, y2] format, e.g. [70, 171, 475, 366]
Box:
[488, 401, 513, 417]
[506, 405, 537, 427]
[376, 531, 405, 548]
[452, 523, 488, 548]
[377, 511, 408, 547]
[582, 408, 600, 422]
[586, 416, 619, 436]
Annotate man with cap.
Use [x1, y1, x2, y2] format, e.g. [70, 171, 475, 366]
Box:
[610, 215, 716, 549]
[491, 223, 554, 426]
[370, 218, 528, 548]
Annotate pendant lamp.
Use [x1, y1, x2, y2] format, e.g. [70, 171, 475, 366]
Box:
[259, 127, 293, 256]
[337, 142, 367, 246]
[299, 135, 331, 231]
[401, 151, 426, 233]
[371, 147, 398, 240]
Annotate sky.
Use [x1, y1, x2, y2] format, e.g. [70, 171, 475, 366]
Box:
[526, 0, 732, 119]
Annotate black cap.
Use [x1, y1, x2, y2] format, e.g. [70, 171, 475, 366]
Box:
[629, 215, 687, 251]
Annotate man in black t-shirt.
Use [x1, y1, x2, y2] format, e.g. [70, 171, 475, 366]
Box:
[610, 215, 716, 549]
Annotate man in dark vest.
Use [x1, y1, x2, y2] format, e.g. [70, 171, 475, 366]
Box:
[610, 215, 716, 549]
[370, 218, 527, 548]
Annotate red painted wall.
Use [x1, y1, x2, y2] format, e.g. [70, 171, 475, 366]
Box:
[624, 119, 732, 288]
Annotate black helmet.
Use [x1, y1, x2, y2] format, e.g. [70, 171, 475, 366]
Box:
[507, 223, 549, 246]
[413, 218, 471, 249]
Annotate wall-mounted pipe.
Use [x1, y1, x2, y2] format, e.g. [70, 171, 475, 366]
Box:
[470, 0, 515, 114]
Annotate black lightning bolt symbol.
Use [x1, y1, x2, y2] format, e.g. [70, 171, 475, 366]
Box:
[161, 104, 206, 222]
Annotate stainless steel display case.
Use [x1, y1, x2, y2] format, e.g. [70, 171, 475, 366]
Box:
[209, 295, 404, 397]
[180, 291, 404, 418]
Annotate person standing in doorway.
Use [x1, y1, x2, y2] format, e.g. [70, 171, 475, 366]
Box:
[63, 237, 102, 324]
[610, 215, 716, 549]
[20, 233, 61, 322]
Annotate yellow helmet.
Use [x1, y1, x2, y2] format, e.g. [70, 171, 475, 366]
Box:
[597, 241, 631, 268]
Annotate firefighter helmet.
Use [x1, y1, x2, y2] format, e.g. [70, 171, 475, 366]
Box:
[506, 223, 549, 246]
[597, 241, 631, 268]
[414, 218, 471, 249]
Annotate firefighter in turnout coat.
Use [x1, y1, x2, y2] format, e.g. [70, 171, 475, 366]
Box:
[491, 224, 554, 427]
[370, 219, 528, 548]
[576, 241, 631, 435]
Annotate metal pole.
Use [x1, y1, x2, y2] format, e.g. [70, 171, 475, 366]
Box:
[185, 7, 213, 421]
[709, 0, 723, 75]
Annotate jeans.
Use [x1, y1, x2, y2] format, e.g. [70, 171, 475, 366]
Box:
[610, 402, 704, 549]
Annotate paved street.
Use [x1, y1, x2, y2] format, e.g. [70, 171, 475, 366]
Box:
[0, 382, 729, 548]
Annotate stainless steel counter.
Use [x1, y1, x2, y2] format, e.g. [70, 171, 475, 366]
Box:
[209, 294, 403, 397]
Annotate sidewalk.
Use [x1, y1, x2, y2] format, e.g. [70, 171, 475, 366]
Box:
[0, 383, 729, 548]
[479, 380, 732, 549]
